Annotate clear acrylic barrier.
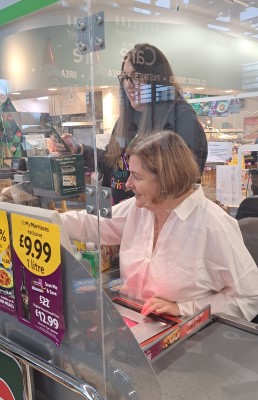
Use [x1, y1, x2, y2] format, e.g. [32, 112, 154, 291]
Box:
[0, 243, 160, 399]
[2, 1, 258, 399]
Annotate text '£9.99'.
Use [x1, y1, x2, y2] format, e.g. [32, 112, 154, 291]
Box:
[19, 234, 51, 263]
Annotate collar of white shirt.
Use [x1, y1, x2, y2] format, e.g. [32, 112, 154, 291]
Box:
[172, 184, 204, 221]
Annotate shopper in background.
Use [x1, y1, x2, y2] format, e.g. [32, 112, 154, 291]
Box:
[61, 131, 258, 321]
[52, 43, 207, 204]
[250, 137, 258, 194]
[251, 136, 258, 165]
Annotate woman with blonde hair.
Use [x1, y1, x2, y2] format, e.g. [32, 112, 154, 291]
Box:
[61, 131, 258, 321]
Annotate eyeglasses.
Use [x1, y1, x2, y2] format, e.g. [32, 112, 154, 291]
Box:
[118, 73, 141, 86]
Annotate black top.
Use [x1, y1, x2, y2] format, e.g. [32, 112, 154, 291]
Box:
[251, 137, 258, 162]
[82, 98, 208, 205]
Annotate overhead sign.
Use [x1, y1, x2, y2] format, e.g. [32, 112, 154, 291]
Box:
[0, 0, 59, 27]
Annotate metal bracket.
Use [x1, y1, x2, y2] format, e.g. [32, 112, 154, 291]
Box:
[76, 11, 105, 54]
[99, 187, 112, 219]
[86, 184, 112, 219]
[85, 184, 98, 216]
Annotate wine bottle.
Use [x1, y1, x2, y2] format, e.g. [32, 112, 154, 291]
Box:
[20, 266, 31, 321]
[46, 123, 72, 153]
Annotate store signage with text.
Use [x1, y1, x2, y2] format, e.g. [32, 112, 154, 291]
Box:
[11, 213, 65, 346]
[0, 210, 16, 316]
[0, 0, 59, 27]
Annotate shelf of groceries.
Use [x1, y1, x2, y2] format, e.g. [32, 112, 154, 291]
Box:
[205, 128, 244, 141]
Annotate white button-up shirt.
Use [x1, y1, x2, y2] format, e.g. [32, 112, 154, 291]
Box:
[61, 186, 258, 321]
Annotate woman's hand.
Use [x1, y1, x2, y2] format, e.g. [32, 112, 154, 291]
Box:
[141, 297, 180, 316]
[50, 133, 81, 154]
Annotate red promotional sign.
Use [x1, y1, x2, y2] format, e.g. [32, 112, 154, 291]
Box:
[0, 379, 15, 400]
[0, 350, 25, 398]
[244, 117, 258, 139]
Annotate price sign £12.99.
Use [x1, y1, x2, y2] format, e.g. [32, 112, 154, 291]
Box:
[11, 213, 65, 346]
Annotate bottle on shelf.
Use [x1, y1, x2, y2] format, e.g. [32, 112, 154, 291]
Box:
[20, 266, 31, 321]
[82, 242, 99, 280]
[71, 244, 82, 262]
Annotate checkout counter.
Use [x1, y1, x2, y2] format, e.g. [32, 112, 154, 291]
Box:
[0, 207, 258, 400]
[154, 315, 258, 400]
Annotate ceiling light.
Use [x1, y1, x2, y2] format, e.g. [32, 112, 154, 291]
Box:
[224, 0, 249, 6]
[207, 24, 230, 32]
[11, 92, 21, 95]
[48, 88, 58, 91]
[195, 87, 205, 90]
[233, 0, 250, 6]
[37, 96, 49, 100]
[225, 90, 233, 93]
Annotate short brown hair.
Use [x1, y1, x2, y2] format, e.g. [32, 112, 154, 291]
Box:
[127, 131, 200, 200]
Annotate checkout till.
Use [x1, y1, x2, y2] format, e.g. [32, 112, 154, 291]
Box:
[0, 200, 258, 400]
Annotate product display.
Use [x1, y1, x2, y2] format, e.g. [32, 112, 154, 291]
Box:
[28, 154, 85, 197]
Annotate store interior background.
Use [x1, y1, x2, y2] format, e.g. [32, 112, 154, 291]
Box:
[1, 0, 258, 204]
[2, 3, 258, 400]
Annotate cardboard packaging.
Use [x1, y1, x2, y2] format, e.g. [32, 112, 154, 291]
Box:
[28, 155, 85, 197]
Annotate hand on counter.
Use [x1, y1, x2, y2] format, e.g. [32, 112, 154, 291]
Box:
[141, 297, 180, 317]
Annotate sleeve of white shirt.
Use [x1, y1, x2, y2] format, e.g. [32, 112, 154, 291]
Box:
[177, 216, 258, 321]
[60, 197, 134, 245]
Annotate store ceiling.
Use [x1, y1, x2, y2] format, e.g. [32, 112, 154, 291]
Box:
[97, 0, 258, 40]
[38, 0, 258, 41]
[2, 0, 258, 99]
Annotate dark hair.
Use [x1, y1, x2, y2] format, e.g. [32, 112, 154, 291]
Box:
[127, 131, 200, 201]
[106, 43, 181, 167]
[122, 43, 176, 85]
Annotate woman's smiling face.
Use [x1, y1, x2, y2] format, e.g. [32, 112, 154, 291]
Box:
[121, 60, 146, 112]
[125, 154, 160, 209]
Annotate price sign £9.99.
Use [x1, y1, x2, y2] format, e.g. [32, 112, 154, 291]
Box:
[11, 214, 61, 277]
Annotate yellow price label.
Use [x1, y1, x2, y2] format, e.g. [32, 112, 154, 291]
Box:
[11, 213, 61, 277]
[0, 211, 11, 268]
